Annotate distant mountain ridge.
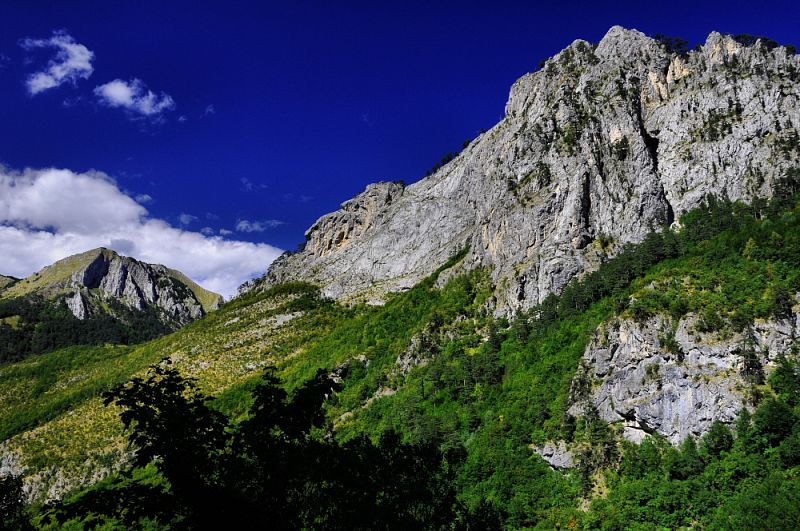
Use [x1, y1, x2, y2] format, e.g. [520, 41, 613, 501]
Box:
[0, 248, 222, 363]
[2, 248, 222, 323]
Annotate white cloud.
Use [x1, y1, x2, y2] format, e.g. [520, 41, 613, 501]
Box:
[135, 193, 153, 204]
[0, 166, 283, 298]
[219, 229, 233, 236]
[178, 213, 198, 225]
[94, 79, 174, 117]
[236, 219, 285, 233]
[204, 104, 216, 115]
[20, 30, 94, 95]
[200, 227, 215, 236]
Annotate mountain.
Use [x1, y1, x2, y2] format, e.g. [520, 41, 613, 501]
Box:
[262, 27, 800, 314]
[2, 27, 800, 528]
[0, 248, 222, 363]
[3, 248, 223, 323]
[2, 248, 222, 320]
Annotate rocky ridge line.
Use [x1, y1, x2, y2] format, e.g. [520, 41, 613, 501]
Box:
[261, 27, 800, 314]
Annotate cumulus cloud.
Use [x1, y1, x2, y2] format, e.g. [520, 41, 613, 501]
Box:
[94, 79, 174, 117]
[20, 30, 94, 95]
[236, 219, 285, 233]
[135, 193, 153, 204]
[0, 166, 283, 298]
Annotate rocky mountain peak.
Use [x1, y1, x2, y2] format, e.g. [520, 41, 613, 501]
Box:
[260, 26, 799, 314]
[3, 247, 222, 326]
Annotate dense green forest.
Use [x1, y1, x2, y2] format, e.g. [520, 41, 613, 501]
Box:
[4, 190, 800, 529]
[0, 296, 174, 364]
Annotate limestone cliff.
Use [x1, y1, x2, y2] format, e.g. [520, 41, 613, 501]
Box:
[569, 311, 799, 444]
[263, 27, 800, 314]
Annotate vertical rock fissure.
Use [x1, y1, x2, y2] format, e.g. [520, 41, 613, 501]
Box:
[635, 97, 675, 225]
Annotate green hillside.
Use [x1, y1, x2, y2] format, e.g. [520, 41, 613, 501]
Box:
[0, 275, 19, 292]
[3, 194, 800, 528]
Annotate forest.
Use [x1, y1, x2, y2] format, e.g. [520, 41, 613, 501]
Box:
[0, 296, 174, 364]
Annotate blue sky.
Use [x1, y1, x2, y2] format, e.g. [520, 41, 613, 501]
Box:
[0, 0, 797, 295]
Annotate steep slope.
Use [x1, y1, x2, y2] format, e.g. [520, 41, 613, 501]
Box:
[2, 27, 800, 527]
[3, 195, 800, 522]
[263, 27, 800, 313]
[0, 275, 19, 291]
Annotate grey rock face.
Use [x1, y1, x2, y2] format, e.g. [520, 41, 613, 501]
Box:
[570, 311, 798, 444]
[262, 27, 800, 314]
[65, 292, 87, 320]
[63, 249, 214, 326]
[532, 441, 576, 470]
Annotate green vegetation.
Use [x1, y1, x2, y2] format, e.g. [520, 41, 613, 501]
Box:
[0, 275, 18, 291]
[654, 33, 690, 56]
[0, 296, 172, 364]
[0, 344, 140, 441]
[31, 364, 463, 529]
[4, 191, 800, 527]
[733, 33, 797, 55]
[585, 399, 800, 530]
[692, 103, 743, 142]
[0, 247, 223, 365]
[1, 250, 106, 300]
[611, 136, 629, 160]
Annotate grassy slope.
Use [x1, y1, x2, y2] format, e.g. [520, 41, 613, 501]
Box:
[1, 249, 107, 300]
[0, 275, 19, 292]
[1, 251, 488, 502]
[0, 283, 343, 501]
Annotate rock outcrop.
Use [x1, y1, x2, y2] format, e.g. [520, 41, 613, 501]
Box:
[569, 311, 799, 444]
[2, 248, 223, 327]
[263, 27, 800, 314]
[533, 441, 576, 470]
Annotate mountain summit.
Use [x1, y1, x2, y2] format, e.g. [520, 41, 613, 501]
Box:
[262, 27, 799, 313]
[1, 247, 221, 331]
